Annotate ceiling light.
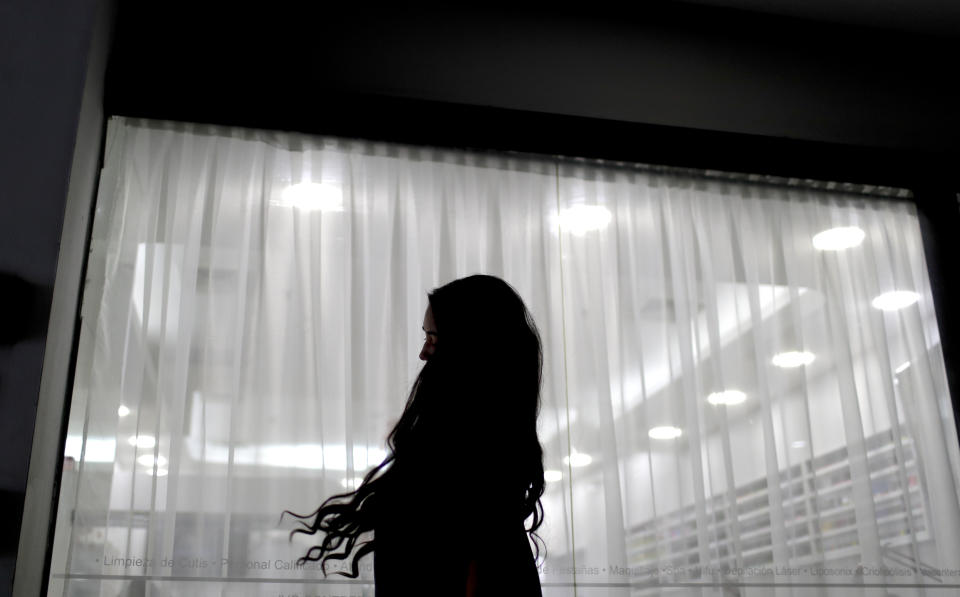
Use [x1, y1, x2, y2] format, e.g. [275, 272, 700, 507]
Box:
[812, 226, 865, 251]
[791, 440, 807, 449]
[872, 290, 920, 311]
[648, 426, 683, 440]
[544, 470, 563, 483]
[895, 361, 911, 374]
[137, 454, 167, 467]
[556, 204, 612, 236]
[772, 351, 815, 368]
[128, 435, 156, 449]
[707, 390, 747, 406]
[563, 451, 593, 467]
[117, 405, 130, 417]
[155, 468, 168, 477]
[274, 182, 343, 212]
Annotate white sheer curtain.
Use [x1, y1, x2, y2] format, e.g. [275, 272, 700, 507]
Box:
[48, 117, 960, 597]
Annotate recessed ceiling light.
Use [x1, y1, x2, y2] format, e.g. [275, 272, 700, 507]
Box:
[117, 405, 130, 417]
[137, 454, 167, 467]
[544, 470, 563, 483]
[707, 390, 747, 406]
[812, 226, 865, 251]
[563, 452, 593, 467]
[649, 426, 683, 440]
[128, 435, 156, 449]
[556, 204, 613, 236]
[871, 291, 920, 311]
[772, 351, 815, 368]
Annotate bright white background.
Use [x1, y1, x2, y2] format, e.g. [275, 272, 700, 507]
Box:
[48, 117, 960, 596]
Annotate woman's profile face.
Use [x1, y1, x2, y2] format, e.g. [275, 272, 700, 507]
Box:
[419, 304, 438, 361]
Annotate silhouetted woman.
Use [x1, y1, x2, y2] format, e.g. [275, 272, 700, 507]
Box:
[283, 274, 546, 596]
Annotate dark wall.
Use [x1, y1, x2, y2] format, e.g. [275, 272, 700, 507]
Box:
[3, 1, 959, 595]
[1, 0, 111, 595]
[108, 4, 959, 155]
[0, 0, 96, 488]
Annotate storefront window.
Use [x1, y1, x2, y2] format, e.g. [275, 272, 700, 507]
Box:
[48, 117, 960, 596]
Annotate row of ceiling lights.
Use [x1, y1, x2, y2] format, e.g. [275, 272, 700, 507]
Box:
[114, 217, 920, 482]
[274, 191, 920, 309]
[629, 224, 918, 453]
[544, 359, 914, 482]
[272, 185, 883, 246]
[540, 225, 919, 481]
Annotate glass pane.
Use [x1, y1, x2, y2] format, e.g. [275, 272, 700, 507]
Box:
[555, 165, 960, 596]
[47, 117, 960, 597]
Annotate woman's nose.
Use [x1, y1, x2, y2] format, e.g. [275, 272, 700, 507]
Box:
[420, 342, 433, 361]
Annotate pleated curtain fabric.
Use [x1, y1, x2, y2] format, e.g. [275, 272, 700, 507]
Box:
[49, 116, 960, 597]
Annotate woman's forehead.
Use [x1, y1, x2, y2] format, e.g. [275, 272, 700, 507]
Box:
[423, 305, 435, 326]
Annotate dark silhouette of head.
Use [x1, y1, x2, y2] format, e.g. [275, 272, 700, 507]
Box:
[282, 274, 546, 577]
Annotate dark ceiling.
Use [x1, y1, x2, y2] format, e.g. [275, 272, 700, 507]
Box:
[679, 0, 960, 36]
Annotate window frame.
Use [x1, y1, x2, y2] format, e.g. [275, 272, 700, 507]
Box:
[20, 92, 960, 597]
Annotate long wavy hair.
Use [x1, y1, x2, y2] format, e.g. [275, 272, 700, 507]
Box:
[281, 274, 546, 578]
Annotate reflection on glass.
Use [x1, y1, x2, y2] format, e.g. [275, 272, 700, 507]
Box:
[47, 118, 960, 597]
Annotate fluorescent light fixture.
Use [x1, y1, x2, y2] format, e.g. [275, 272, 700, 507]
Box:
[555, 204, 612, 236]
[128, 435, 156, 449]
[812, 226, 865, 251]
[64, 436, 116, 463]
[772, 351, 815, 368]
[707, 390, 747, 406]
[544, 470, 563, 483]
[341, 477, 364, 489]
[648, 426, 683, 440]
[871, 290, 920, 311]
[137, 454, 167, 467]
[117, 405, 130, 417]
[562, 451, 593, 467]
[791, 440, 807, 449]
[273, 182, 343, 211]
[186, 443, 389, 471]
[895, 361, 911, 374]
